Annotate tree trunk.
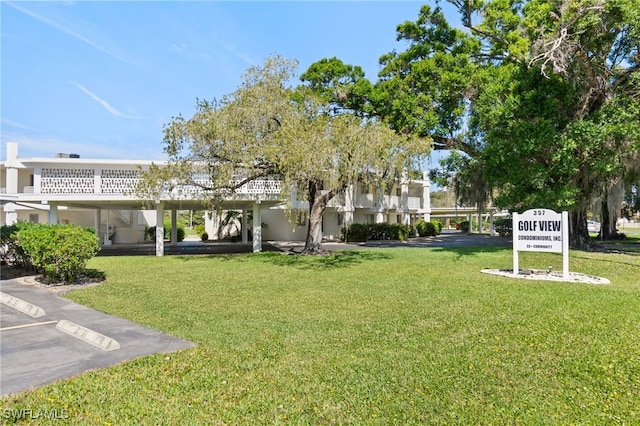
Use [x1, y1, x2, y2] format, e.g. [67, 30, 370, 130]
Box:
[302, 181, 329, 255]
[570, 208, 593, 249]
[600, 199, 613, 240]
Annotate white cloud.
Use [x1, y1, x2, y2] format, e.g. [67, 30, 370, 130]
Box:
[1, 118, 36, 131]
[70, 82, 143, 119]
[213, 37, 255, 66]
[6, 2, 142, 67]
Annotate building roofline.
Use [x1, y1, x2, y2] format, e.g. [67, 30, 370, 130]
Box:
[15, 158, 167, 167]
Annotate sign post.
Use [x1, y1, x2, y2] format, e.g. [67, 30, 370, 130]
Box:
[513, 209, 569, 279]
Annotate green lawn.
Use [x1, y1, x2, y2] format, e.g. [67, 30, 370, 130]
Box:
[2, 247, 640, 424]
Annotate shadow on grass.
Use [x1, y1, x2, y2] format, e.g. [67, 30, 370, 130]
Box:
[428, 245, 512, 260]
[174, 250, 393, 270]
[594, 242, 640, 255]
[171, 244, 516, 267]
[571, 250, 640, 268]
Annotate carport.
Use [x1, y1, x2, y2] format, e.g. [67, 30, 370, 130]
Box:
[4, 193, 282, 256]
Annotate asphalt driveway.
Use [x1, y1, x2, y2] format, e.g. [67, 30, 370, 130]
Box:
[0, 280, 195, 397]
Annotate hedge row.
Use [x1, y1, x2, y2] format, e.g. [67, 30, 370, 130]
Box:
[1, 222, 100, 283]
[341, 223, 416, 242]
[415, 219, 444, 237]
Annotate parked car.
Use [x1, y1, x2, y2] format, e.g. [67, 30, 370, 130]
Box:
[587, 220, 601, 233]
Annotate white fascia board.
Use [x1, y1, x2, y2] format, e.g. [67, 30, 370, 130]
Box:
[17, 158, 168, 168]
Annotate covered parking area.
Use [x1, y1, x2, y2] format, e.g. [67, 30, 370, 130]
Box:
[2, 193, 283, 256]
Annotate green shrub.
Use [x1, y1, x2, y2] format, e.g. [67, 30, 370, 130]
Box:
[493, 218, 512, 236]
[416, 219, 443, 236]
[424, 222, 437, 236]
[16, 223, 100, 282]
[367, 223, 390, 240]
[194, 225, 206, 237]
[342, 223, 368, 242]
[458, 220, 470, 232]
[0, 221, 31, 268]
[146, 222, 186, 242]
[201, 232, 209, 242]
[342, 223, 412, 242]
[389, 223, 411, 241]
[415, 220, 437, 237]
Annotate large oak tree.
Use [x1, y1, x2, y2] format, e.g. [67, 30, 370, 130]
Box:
[307, 1, 640, 247]
[138, 56, 427, 254]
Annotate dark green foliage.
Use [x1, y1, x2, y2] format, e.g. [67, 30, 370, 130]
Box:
[178, 210, 205, 228]
[146, 220, 186, 242]
[0, 221, 31, 268]
[458, 220, 470, 233]
[14, 223, 100, 282]
[201, 232, 209, 242]
[493, 218, 512, 237]
[341, 223, 413, 242]
[341, 223, 368, 242]
[415, 219, 441, 237]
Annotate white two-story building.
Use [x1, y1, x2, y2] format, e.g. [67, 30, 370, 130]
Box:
[1, 142, 436, 255]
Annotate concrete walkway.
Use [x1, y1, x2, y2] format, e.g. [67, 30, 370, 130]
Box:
[0, 280, 195, 397]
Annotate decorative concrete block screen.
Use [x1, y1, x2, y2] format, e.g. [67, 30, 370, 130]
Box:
[41, 168, 94, 194]
[101, 169, 140, 194]
[235, 178, 281, 194]
[39, 167, 281, 196]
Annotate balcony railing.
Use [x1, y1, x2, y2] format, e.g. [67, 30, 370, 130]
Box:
[12, 166, 423, 209]
[34, 167, 282, 197]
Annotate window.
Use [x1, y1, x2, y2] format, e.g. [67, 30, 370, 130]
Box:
[29, 214, 39, 223]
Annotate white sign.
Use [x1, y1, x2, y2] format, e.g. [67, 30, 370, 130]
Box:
[515, 208, 563, 252]
[513, 209, 569, 278]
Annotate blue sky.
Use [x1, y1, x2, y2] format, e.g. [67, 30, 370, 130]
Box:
[2, 1, 456, 166]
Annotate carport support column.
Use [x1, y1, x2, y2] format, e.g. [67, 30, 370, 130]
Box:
[95, 209, 101, 241]
[374, 188, 385, 223]
[422, 171, 431, 222]
[170, 209, 178, 246]
[252, 202, 262, 253]
[344, 184, 354, 225]
[48, 203, 59, 225]
[401, 171, 410, 225]
[156, 202, 164, 257]
[242, 208, 248, 244]
[5, 204, 17, 225]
